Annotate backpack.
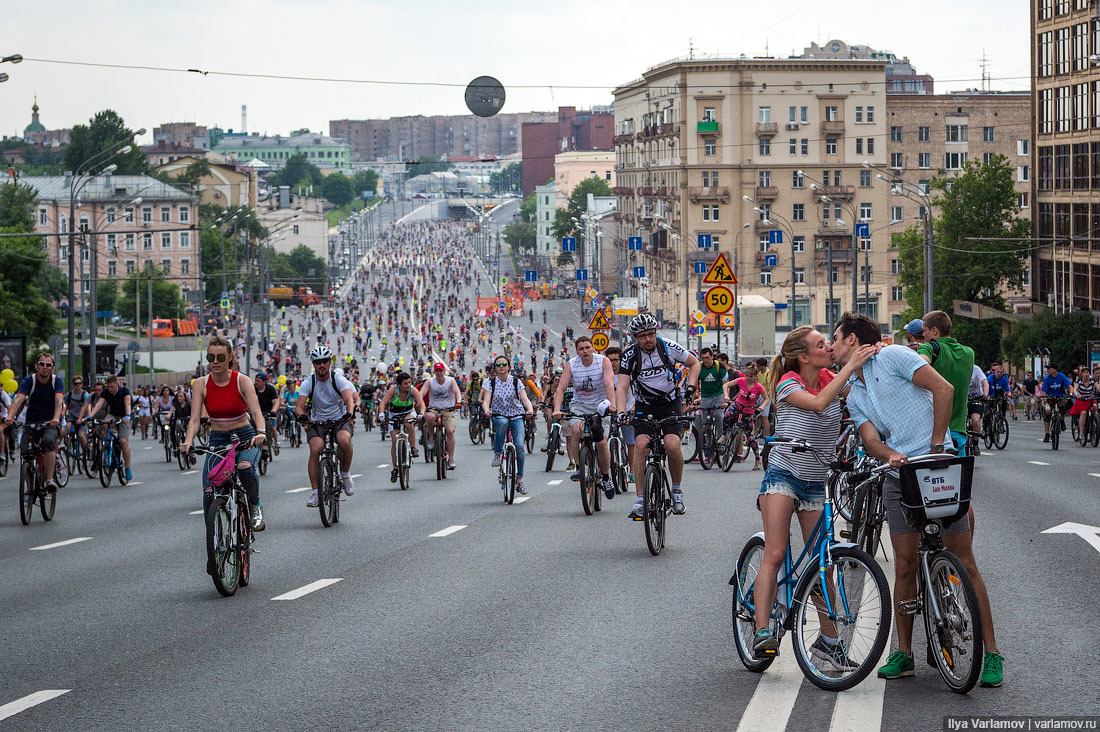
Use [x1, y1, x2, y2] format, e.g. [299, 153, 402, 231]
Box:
[305, 373, 342, 410]
[626, 338, 678, 402]
[927, 339, 941, 365]
[27, 374, 61, 400]
[489, 375, 521, 403]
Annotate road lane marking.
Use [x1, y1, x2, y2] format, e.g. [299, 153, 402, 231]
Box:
[183, 470, 198, 475]
[351, 473, 362, 478]
[1028, 460, 1051, 466]
[189, 510, 203, 515]
[429, 525, 467, 538]
[29, 537, 92, 551]
[547, 479, 562, 485]
[143, 446, 152, 450]
[285, 487, 311, 493]
[0, 690, 71, 722]
[734, 637, 803, 732]
[271, 578, 343, 601]
[1042, 522, 1100, 554]
[514, 495, 530, 504]
[377, 464, 388, 469]
[1090, 473, 1100, 478]
[127, 482, 144, 486]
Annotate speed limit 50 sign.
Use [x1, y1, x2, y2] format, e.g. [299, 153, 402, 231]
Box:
[704, 286, 734, 315]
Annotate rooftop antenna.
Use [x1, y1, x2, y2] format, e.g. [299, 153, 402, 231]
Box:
[689, 38, 695, 60]
[765, 38, 769, 57]
[979, 49, 990, 91]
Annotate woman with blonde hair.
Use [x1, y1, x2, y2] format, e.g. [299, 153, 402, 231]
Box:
[749, 325, 877, 659]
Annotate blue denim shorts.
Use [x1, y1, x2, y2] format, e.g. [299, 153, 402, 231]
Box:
[758, 467, 825, 513]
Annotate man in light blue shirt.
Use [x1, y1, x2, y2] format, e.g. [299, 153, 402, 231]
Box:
[831, 311, 1003, 688]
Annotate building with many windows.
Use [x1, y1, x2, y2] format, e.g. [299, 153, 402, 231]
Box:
[1031, 0, 1100, 314]
[612, 54, 893, 332]
[213, 132, 351, 171]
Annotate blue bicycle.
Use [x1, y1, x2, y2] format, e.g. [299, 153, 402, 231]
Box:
[93, 418, 129, 488]
[730, 437, 891, 691]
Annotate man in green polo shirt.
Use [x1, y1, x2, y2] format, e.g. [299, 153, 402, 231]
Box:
[916, 310, 975, 453]
[695, 347, 729, 440]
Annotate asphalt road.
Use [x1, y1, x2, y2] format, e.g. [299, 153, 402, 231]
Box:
[3, 210, 1098, 731]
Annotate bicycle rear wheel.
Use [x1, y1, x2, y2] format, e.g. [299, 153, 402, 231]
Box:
[790, 546, 890, 691]
[924, 549, 983, 693]
[682, 426, 699, 464]
[164, 430, 173, 462]
[1071, 416, 1080, 443]
[398, 440, 410, 490]
[642, 464, 666, 555]
[19, 462, 35, 525]
[731, 535, 774, 672]
[503, 446, 516, 504]
[98, 445, 113, 487]
[610, 439, 628, 494]
[436, 428, 447, 481]
[1051, 419, 1060, 450]
[177, 432, 189, 470]
[579, 444, 597, 516]
[206, 496, 240, 597]
[319, 457, 338, 527]
[525, 422, 535, 454]
[1091, 415, 1099, 447]
[55, 448, 70, 489]
[258, 450, 269, 476]
[116, 451, 128, 486]
[237, 497, 252, 587]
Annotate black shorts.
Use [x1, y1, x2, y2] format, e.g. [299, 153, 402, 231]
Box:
[967, 399, 985, 417]
[632, 399, 684, 440]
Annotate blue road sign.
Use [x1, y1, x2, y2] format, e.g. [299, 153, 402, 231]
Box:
[697, 291, 705, 303]
[774, 303, 788, 310]
[498, 300, 507, 310]
[693, 261, 707, 275]
[96, 310, 114, 318]
[633, 266, 646, 278]
[697, 233, 712, 249]
[627, 236, 643, 251]
[576, 269, 588, 281]
[763, 253, 778, 268]
[562, 237, 577, 252]
[524, 270, 537, 282]
[768, 229, 784, 245]
[492, 260, 498, 267]
[855, 222, 870, 237]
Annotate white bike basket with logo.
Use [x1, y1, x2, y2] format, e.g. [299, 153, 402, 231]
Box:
[898, 455, 974, 526]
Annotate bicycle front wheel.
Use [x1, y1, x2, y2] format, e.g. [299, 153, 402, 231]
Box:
[545, 430, 559, 472]
[319, 457, 338, 527]
[98, 445, 113, 488]
[992, 413, 1008, 450]
[55, 448, 70, 489]
[924, 550, 983, 693]
[436, 428, 447, 481]
[790, 546, 891, 692]
[503, 447, 516, 504]
[731, 535, 774, 673]
[699, 427, 715, 470]
[398, 440, 410, 491]
[206, 496, 240, 597]
[682, 426, 699, 464]
[642, 464, 666, 556]
[19, 462, 35, 525]
[579, 444, 597, 516]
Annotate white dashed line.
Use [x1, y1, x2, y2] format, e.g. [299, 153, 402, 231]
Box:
[429, 525, 467, 538]
[143, 446, 152, 450]
[351, 473, 362, 478]
[377, 464, 388, 469]
[1028, 460, 1051, 466]
[183, 470, 198, 475]
[547, 479, 563, 486]
[127, 482, 144, 486]
[514, 495, 531, 504]
[0, 690, 71, 722]
[1090, 473, 1100, 478]
[189, 510, 203, 515]
[29, 537, 92, 551]
[271, 578, 343, 601]
[285, 487, 311, 493]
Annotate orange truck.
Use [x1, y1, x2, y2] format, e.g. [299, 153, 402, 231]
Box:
[268, 286, 321, 306]
[150, 318, 200, 337]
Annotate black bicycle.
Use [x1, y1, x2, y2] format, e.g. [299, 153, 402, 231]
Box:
[18, 423, 58, 525]
[311, 415, 352, 527]
[468, 411, 488, 445]
[608, 419, 630, 495]
[980, 397, 1009, 451]
[191, 437, 253, 597]
[1043, 396, 1067, 451]
[567, 410, 606, 516]
[426, 407, 454, 481]
[696, 405, 722, 470]
[633, 411, 696, 555]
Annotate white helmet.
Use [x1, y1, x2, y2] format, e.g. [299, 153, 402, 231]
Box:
[310, 345, 333, 362]
[629, 313, 659, 334]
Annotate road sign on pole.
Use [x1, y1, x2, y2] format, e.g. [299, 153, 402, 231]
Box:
[590, 332, 610, 352]
[855, 222, 870, 238]
[697, 233, 712, 249]
[763, 253, 778, 268]
[524, 270, 537, 282]
[704, 285, 734, 314]
[588, 310, 611, 330]
[627, 236, 643, 251]
[693, 261, 707, 275]
[702, 253, 737, 285]
[768, 229, 784, 245]
[562, 237, 577, 252]
[693, 310, 706, 323]
[632, 266, 645, 279]
[576, 269, 588, 281]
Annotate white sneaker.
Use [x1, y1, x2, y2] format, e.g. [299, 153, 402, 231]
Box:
[306, 490, 319, 507]
[342, 474, 355, 496]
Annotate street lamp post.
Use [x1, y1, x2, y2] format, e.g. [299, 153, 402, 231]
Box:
[732, 221, 750, 363]
[746, 195, 800, 329]
[870, 169, 934, 314]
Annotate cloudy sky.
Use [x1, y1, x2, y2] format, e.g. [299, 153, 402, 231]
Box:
[2, 0, 1031, 142]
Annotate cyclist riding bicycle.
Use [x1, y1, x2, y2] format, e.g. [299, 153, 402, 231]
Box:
[5, 352, 65, 491]
[86, 374, 135, 482]
[298, 346, 357, 507]
[481, 357, 535, 495]
[1069, 369, 1096, 439]
[63, 375, 91, 457]
[1038, 363, 1073, 442]
[615, 313, 700, 519]
[420, 362, 463, 470]
[722, 364, 768, 469]
[553, 335, 617, 498]
[253, 373, 282, 456]
[379, 371, 426, 483]
[986, 364, 1011, 416]
[695, 346, 729, 443]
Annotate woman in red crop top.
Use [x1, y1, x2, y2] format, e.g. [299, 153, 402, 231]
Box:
[182, 335, 268, 533]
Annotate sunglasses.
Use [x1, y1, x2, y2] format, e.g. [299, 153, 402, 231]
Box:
[494, 362, 509, 368]
[206, 353, 228, 363]
[313, 360, 330, 366]
[37, 362, 54, 368]
[73, 380, 83, 385]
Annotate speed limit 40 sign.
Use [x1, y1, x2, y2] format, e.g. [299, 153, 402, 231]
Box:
[704, 286, 734, 315]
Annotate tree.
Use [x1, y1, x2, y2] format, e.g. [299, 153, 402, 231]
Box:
[155, 157, 212, 197]
[117, 265, 186, 320]
[408, 155, 453, 176]
[0, 181, 36, 229]
[490, 162, 521, 194]
[518, 192, 537, 223]
[321, 172, 355, 207]
[267, 245, 328, 290]
[502, 221, 535, 253]
[894, 155, 1031, 364]
[1002, 310, 1100, 373]
[64, 110, 148, 175]
[352, 169, 379, 197]
[267, 153, 323, 191]
[0, 182, 64, 343]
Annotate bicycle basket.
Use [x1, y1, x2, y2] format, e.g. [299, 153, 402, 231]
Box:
[898, 455, 973, 526]
[206, 443, 238, 489]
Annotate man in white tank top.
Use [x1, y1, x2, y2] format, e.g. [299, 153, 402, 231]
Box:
[419, 362, 463, 469]
[552, 336, 617, 498]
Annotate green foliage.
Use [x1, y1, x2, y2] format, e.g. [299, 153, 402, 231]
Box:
[117, 265, 186, 320]
[502, 221, 535, 253]
[267, 153, 323, 191]
[518, 192, 537, 223]
[352, 169, 379, 197]
[268, 244, 328, 289]
[1002, 310, 1100, 372]
[489, 162, 521, 194]
[0, 181, 36, 229]
[408, 155, 453, 175]
[0, 181, 63, 343]
[321, 172, 355, 207]
[154, 157, 212, 197]
[64, 110, 148, 175]
[1, 141, 66, 175]
[95, 280, 118, 314]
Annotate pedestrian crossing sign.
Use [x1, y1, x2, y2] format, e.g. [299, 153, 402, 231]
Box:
[702, 253, 737, 285]
[588, 310, 611, 330]
[220, 298, 231, 309]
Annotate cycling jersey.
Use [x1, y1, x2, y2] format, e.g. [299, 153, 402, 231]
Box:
[1042, 372, 1072, 398]
[619, 337, 691, 405]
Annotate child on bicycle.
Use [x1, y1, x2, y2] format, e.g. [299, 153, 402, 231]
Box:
[721, 365, 767, 470]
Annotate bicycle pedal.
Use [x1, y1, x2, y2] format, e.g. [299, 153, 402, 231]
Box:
[897, 599, 920, 616]
[839, 529, 854, 540]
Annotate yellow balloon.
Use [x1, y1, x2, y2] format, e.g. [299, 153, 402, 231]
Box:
[278, 375, 287, 386]
[3, 379, 17, 394]
[0, 369, 13, 382]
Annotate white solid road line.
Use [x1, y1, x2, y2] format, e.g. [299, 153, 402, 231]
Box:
[547, 479, 563, 486]
[29, 537, 92, 551]
[285, 487, 312, 493]
[271, 578, 343, 601]
[351, 473, 362, 478]
[1028, 460, 1051, 466]
[127, 482, 144, 486]
[428, 525, 467, 538]
[0, 690, 71, 722]
[514, 495, 531, 504]
[734, 639, 803, 732]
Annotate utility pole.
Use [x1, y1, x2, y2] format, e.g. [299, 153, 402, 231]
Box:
[790, 233, 797, 328]
[827, 242, 835, 337]
[147, 260, 154, 388]
[922, 208, 935, 314]
[733, 249, 739, 365]
[850, 225, 859, 316]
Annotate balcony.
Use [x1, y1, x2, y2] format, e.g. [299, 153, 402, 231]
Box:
[754, 186, 778, 202]
[811, 185, 855, 201]
[755, 218, 778, 232]
[754, 122, 778, 136]
[613, 133, 634, 145]
[612, 186, 633, 196]
[814, 246, 853, 263]
[697, 120, 719, 133]
[687, 186, 730, 203]
[821, 120, 845, 135]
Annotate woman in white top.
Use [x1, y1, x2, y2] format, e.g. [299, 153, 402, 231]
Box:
[136, 386, 152, 440]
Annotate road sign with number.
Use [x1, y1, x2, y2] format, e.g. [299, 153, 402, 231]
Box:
[588, 309, 611, 330]
[627, 236, 643, 251]
[702, 253, 737, 284]
[590, 332, 610, 352]
[705, 286, 734, 314]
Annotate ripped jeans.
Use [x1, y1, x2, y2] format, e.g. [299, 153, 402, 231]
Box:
[201, 425, 260, 514]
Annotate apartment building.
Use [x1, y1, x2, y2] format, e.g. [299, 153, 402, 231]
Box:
[1031, 0, 1100, 314]
[214, 132, 351, 171]
[613, 55, 892, 331]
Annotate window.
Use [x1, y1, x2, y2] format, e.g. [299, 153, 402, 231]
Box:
[822, 204, 830, 223]
[825, 106, 838, 122]
[890, 126, 903, 142]
[759, 271, 772, 286]
[1017, 139, 1030, 156]
[758, 106, 771, 123]
[866, 106, 875, 123]
[143, 233, 153, 250]
[867, 138, 875, 154]
[1056, 26, 1071, 75]
[161, 259, 171, 273]
[981, 126, 994, 142]
[801, 139, 809, 156]
[702, 204, 719, 221]
[142, 207, 152, 224]
[124, 207, 134, 223]
[792, 236, 805, 253]
[160, 206, 171, 223]
[124, 233, 135, 251]
[860, 203, 872, 220]
[945, 152, 967, 169]
[759, 138, 771, 156]
[161, 232, 171, 249]
[918, 126, 930, 142]
[792, 170, 804, 188]
[1039, 88, 1054, 134]
[919, 152, 931, 168]
[859, 236, 871, 251]
[918, 179, 930, 195]
[1039, 31, 1053, 77]
[890, 152, 903, 168]
[759, 170, 771, 187]
[1074, 82, 1090, 131]
[829, 267, 839, 284]
[825, 138, 837, 155]
[792, 203, 805, 221]
[789, 106, 797, 122]
[126, 260, 136, 275]
[892, 286, 904, 301]
[860, 169, 872, 187]
[946, 125, 968, 142]
[702, 107, 716, 122]
[179, 206, 189, 223]
[1040, 0, 1052, 20]
[855, 106, 863, 123]
[800, 106, 808, 123]
[702, 171, 710, 187]
[108, 260, 117, 277]
[1074, 22, 1089, 72]
[105, 207, 116, 224]
[78, 214, 89, 232]
[891, 206, 903, 223]
[180, 232, 190, 249]
[181, 259, 190, 275]
[710, 171, 719, 186]
[789, 138, 797, 155]
[983, 152, 995, 165]
[104, 233, 117, 253]
[890, 258, 901, 275]
[1073, 142, 1090, 189]
[856, 138, 864, 155]
[759, 236, 770, 252]
[794, 268, 805, 284]
[1019, 192, 1030, 209]
[704, 139, 716, 156]
[758, 204, 771, 221]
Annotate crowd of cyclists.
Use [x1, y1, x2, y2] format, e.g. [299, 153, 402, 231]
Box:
[13, 207, 1100, 696]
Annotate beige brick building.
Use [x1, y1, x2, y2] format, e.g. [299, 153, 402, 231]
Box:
[612, 56, 894, 333]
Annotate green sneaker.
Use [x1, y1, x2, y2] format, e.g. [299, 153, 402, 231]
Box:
[980, 651, 1004, 688]
[876, 650, 915, 679]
